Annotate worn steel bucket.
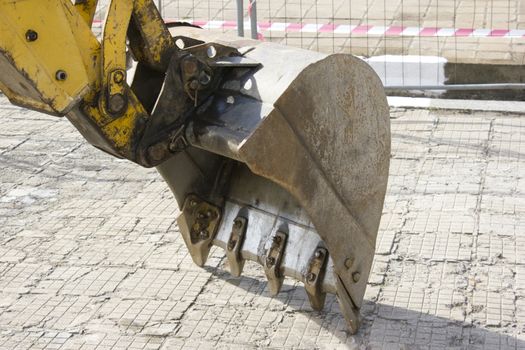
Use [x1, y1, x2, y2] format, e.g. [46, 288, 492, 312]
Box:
[153, 27, 390, 333]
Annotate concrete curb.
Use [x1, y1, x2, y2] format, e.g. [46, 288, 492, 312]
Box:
[388, 96, 525, 114]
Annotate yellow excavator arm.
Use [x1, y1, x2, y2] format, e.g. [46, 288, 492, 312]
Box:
[0, 0, 390, 333]
[0, 0, 177, 165]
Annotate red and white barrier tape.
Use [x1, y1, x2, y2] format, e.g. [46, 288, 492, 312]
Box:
[190, 21, 525, 37]
[92, 19, 525, 38]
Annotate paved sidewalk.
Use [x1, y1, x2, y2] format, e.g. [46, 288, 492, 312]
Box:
[0, 96, 523, 349]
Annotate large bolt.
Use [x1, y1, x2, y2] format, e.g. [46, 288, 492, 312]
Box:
[199, 72, 211, 86]
[273, 235, 282, 244]
[108, 93, 126, 113]
[266, 256, 276, 266]
[25, 30, 38, 42]
[189, 79, 199, 90]
[306, 272, 316, 284]
[147, 144, 166, 162]
[234, 219, 243, 229]
[199, 230, 209, 240]
[344, 257, 354, 270]
[227, 239, 237, 251]
[352, 271, 361, 283]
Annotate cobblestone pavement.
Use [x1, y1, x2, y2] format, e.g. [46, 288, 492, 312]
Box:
[0, 95, 524, 349]
[101, 0, 525, 64]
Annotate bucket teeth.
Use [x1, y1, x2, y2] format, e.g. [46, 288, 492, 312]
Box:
[336, 277, 361, 334]
[263, 230, 288, 296]
[173, 192, 364, 334]
[176, 195, 340, 303]
[177, 194, 221, 266]
[225, 216, 247, 277]
[304, 247, 328, 311]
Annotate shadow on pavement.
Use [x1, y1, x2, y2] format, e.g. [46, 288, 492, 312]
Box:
[208, 267, 521, 348]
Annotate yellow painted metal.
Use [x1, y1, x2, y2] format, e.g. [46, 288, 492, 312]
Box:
[0, 0, 100, 114]
[100, 0, 133, 112]
[91, 0, 149, 156]
[0, 0, 166, 164]
[102, 0, 133, 75]
[130, 0, 175, 70]
[74, 0, 99, 27]
[81, 91, 148, 155]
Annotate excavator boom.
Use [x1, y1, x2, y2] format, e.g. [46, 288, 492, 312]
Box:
[0, 0, 390, 333]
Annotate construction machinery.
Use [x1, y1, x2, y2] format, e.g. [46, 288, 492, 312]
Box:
[0, 0, 390, 333]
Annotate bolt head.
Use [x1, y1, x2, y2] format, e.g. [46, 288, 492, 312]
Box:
[227, 239, 236, 251]
[352, 271, 361, 283]
[315, 249, 324, 259]
[108, 93, 126, 113]
[266, 256, 276, 266]
[190, 199, 198, 207]
[344, 257, 354, 270]
[273, 235, 282, 244]
[189, 79, 199, 90]
[306, 272, 316, 284]
[147, 144, 165, 162]
[199, 72, 211, 86]
[234, 219, 243, 229]
[199, 230, 209, 240]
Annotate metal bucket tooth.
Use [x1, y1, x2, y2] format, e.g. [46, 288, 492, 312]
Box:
[225, 216, 248, 277]
[263, 230, 288, 296]
[177, 194, 221, 267]
[156, 26, 390, 334]
[304, 246, 329, 311]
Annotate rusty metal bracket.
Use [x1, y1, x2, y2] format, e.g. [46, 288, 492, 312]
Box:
[225, 216, 247, 277]
[263, 230, 288, 295]
[304, 246, 328, 311]
[178, 194, 221, 266]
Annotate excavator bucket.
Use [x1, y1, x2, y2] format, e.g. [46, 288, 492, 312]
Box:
[153, 27, 391, 333]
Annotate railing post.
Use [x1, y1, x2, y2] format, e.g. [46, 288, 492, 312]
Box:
[236, 0, 245, 37]
[250, 0, 258, 39]
[157, 0, 163, 17]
